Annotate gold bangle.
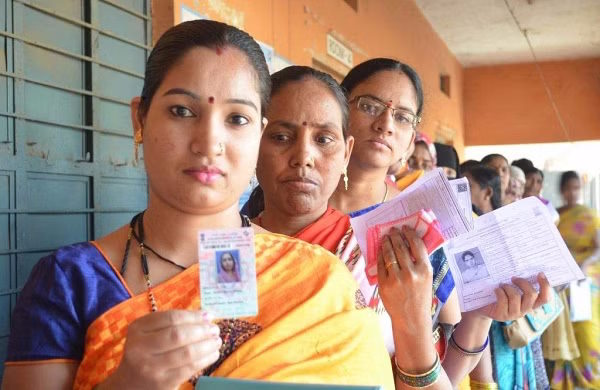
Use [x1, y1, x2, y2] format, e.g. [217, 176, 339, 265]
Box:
[470, 379, 499, 389]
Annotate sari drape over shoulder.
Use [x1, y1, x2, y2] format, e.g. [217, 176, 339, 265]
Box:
[292, 207, 455, 359]
[293, 207, 350, 253]
[6, 234, 394, 390]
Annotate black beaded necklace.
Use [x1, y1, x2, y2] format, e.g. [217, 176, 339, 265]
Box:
[121, 211, 251, 312]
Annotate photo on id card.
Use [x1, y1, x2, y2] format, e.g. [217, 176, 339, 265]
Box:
[198, 227, 258, 319]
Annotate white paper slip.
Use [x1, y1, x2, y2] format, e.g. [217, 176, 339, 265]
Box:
[198, 227, 258, 318]
[445, 196, 585, 312]
[449, 177, 474, 230]
[351, 168, 472, 258]
[569, 278, 592, 322]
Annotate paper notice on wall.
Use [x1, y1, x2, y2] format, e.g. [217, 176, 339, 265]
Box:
[180, 5, 207, 23]
[257, 41, 274, 71]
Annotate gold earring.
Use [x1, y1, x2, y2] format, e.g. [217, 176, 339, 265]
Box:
[343, 166, 349, 191]
[133, 130, 143, 164]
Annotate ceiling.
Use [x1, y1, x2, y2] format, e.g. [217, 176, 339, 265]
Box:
[414, 0, 600, 67]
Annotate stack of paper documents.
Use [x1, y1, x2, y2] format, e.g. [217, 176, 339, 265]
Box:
[350, 169, 584, 312]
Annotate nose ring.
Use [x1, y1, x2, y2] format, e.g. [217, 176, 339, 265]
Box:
[217, 142, 225, 155]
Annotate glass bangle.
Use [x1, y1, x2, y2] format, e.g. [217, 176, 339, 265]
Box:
[449, 333, 489, 356]
[393, 353, 441, 388]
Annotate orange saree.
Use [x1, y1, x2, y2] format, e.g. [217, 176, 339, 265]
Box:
[73, 233, 394, 390]
[293, 207, 350, 253]
[395, 169, 424, 192]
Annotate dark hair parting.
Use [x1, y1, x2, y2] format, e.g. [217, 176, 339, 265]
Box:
[270, 65, 349, 138]
[341, 58, 424, 117]
[138, 20, 271, 118]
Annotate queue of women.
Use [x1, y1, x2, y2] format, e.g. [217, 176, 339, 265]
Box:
[400, 126, 599, 390]
[2, 20, 598, 390]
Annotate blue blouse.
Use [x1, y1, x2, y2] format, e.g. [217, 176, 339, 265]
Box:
[6, 242, 130, 362]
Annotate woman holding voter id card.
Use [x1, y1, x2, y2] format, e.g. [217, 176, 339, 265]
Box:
[2, 20, 395, 390]
[253, 59, 553, 389]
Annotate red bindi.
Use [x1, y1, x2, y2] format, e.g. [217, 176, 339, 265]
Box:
[208, 96, 215, 104]
[302, 121, 307, 126]
[216, 47, 223, 55]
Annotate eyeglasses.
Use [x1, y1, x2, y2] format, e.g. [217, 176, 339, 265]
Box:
[350, 95, 421, 129]
[408, 156, 433, 172]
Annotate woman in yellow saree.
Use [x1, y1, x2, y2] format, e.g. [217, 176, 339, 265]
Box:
[548, 171, 600, 389]
[2, 20, 393, 390]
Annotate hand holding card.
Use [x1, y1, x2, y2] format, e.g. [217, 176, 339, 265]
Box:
[198, 228, 258, 318]
[365, 210, 445, 285]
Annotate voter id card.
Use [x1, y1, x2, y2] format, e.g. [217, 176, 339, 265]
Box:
[198, 227, 258, 318]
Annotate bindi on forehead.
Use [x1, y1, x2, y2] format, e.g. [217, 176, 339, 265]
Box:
[302, 121, 307, 126]
[215, 46, 225, 56]
[208, 96, 215, 104]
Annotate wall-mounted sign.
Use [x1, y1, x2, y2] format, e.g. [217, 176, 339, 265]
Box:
[326, 34, 353, 68]
[258, 41, 274, 71]
[271, 54, 293, 74]
[180, 5, 206, 23]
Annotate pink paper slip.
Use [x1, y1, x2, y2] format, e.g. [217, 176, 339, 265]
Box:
[365, 210, 445, 285]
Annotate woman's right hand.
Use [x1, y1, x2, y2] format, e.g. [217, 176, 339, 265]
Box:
[378, 226, 439, 376]
[98, 310, 221, 390]
[377, 226, 433, 335]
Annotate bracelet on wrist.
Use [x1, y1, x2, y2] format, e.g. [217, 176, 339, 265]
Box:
[470, 379, 499, 389]
[449, 333, 489, 356]
[393, 353, 441, 388]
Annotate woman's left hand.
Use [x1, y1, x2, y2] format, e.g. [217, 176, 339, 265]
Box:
[476, 273, 552, 321]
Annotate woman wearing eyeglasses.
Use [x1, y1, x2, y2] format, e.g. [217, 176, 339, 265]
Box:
[327, 58, 553, 389]
[328, 59, 421, 219]
[408, 132, 437, 173]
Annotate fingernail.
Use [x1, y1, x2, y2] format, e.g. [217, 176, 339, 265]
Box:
[538, 272, 547, 281]
[209, 325, 220, 336]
